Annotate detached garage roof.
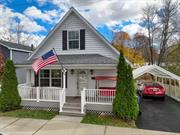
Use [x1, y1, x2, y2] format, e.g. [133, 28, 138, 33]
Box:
[133, 65, 180, 81]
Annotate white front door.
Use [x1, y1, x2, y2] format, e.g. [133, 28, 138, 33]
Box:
[77, 70, 89, 95]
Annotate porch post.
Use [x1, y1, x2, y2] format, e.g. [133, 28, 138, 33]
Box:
[63, 69, 66, 103]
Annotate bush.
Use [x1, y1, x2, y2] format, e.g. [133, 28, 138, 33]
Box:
[0, 60, 21, 112]
[113, 52, 139, 120]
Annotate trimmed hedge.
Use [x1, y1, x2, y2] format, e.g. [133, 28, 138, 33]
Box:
[0, 60, 21, 112]
[113, 52, 139, 120]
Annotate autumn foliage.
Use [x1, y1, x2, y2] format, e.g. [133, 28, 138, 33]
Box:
[114, 44, 144, 65]
[113, 32, 145, 66]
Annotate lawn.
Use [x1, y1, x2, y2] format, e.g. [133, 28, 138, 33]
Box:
[0, 109, 58, 120]
[81, 113, 136, 128]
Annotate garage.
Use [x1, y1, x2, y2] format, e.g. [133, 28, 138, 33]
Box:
[133, 65, 180, 133]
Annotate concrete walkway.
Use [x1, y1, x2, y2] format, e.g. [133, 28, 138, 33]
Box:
[0, 116, 180, 135]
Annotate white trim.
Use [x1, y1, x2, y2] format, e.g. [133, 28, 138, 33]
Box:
[27, 7, 120, 60]
[10, 49, 12, 60]
[0, 42, 32, 53]
[15, 64, 117, 69]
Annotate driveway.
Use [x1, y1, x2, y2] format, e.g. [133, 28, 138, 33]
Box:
[136, 96, 180, 133]
[0, 115, 180, 135]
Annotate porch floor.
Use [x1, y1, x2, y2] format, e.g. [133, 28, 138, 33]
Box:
[66, 96, 81, 103]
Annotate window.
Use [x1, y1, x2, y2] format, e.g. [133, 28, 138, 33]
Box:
[40, 70, 50, 87]
[39, 69, 62, 87]
[51, 70, 62, 87]
[68, 31, 79, 49]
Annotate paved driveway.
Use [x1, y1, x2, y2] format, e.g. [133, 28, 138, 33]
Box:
[1, 115, 180, 135]
[136, 96, 180, 133]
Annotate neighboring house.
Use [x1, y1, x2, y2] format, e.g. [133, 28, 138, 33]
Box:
[0, 40, 33, 83]
[15, 7, 121, 115]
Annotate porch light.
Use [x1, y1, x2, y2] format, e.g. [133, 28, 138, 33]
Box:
[90, 69, 94, 75]
[71, 69, 74, 75]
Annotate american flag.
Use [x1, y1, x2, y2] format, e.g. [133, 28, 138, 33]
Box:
[32, 50, 58, 74]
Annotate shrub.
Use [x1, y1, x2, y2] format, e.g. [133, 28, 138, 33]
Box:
[113, 52, 139, 120]
[0, 60, 21, 112]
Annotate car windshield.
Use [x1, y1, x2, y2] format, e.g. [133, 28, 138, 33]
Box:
[144, 83, 160, 86]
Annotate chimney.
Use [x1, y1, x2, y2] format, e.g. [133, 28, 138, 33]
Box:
[31, 44, 34, 51]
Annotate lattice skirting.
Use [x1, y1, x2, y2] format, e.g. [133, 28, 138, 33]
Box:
[86, 109, 113, 116]
[22, 106, 59, 112]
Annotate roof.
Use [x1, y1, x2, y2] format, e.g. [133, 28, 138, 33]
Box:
[133, 65, 180, 81]
[0, 40, 32, 52]
[16, 54, 118, 65]
[28, 7, 120, 60]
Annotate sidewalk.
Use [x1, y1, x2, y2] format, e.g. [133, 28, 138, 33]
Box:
[0, 116, 180, 135]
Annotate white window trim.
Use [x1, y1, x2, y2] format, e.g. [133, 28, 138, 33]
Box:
[67, 30, 80, 50]
[39, 69, 62, 87]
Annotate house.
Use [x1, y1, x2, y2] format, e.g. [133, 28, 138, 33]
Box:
[0, 40, 33, 83]
[15, 7, 121, 115]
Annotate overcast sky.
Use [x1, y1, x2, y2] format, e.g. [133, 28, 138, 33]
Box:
[0, 0, 160, 46]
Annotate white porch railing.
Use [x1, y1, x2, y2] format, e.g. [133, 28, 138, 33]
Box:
[81, 88, 116, 113]
[18, 83, 65, 112]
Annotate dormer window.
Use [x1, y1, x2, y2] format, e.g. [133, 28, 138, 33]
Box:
[62, 29, 85, 50]
[68, 30, 79, 49]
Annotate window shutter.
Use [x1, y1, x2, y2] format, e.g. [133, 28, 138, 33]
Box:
[80, 29, 85, 50]
[34, 72, 39, 86]
[62, 30, 67, 50]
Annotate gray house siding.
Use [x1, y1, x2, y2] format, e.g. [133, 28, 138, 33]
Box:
[0, 45, 10, 59]
[12, 50, 30, 84]
[12, 50, 30, 63]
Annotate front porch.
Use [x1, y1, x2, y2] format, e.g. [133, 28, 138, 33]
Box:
[18, 67, 117, 114]
[18, 83, 116, 114]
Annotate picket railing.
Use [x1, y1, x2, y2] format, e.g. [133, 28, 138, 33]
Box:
[18, 84, 64, 102]
[81, 88, 116, 113]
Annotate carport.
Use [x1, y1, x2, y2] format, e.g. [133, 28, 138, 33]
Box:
[133, 65, 180, 102]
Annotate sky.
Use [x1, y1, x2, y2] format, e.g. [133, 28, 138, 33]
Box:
[0, 0, 160, 46]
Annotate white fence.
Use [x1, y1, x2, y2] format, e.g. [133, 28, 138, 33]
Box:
[81, 88, 116, 113]
[162, 84, 180, 101]
[18, 83, 65, 112]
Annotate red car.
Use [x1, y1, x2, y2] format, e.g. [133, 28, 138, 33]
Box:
[143, 82, 165, 99]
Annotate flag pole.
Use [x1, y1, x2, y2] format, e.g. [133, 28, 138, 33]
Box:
[52, 48, 64, 71]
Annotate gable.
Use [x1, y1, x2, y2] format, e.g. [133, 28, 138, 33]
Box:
[29, 7, 119, 60]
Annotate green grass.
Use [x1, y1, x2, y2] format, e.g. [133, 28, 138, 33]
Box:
[81, 113, 136, 128]
[0, 109, 58, 120]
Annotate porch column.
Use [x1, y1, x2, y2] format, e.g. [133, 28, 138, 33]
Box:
[63, 68, 67, 102]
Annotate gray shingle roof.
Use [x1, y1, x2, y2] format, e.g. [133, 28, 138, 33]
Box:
[15, 54, 118, 65]
[0, 40, 32, 51]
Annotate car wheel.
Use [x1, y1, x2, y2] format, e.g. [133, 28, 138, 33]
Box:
[161, 96, 165, 101]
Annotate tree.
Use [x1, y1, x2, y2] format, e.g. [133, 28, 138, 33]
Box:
[0, 21, 34, 46]
[142, 4, 158, 64]
[157, 0, 179, 65]
[113, 52, 139, 120]
[165, 43, 180, 76]
[0, 49, 5, 80]
[0, 60, 21, 112]
[113, 32, 145, 65]
[132, 33, 159, 64]
[141, 0, 179, 65]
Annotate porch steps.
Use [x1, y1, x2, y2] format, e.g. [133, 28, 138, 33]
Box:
[60, 102, 85, 117]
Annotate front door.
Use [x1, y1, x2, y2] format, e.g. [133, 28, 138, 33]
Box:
[77, 70, 89, 95]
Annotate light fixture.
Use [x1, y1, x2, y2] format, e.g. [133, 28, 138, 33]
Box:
[71, 69, 74, 75]
[90, 69, 94, 75]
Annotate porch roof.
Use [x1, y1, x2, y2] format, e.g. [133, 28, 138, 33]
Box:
[15, 54, 118, 66]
